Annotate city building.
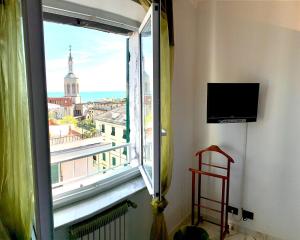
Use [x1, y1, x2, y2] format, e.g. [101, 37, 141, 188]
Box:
[86, 99, 126, 120]
[48, 97, 73, 117]
[94, 105, 128, 170]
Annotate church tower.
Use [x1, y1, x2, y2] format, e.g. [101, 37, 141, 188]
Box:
[64, 46, 81, 104]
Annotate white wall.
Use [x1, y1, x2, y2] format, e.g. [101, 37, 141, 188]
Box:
[195, 1, 300, 239]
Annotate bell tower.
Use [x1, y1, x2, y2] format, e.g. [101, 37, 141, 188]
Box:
[64, 45, 81, 104]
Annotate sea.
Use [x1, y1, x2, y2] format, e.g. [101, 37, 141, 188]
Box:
[48, 91, 126, 103]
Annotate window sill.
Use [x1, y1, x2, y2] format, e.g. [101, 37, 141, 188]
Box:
[53, 172, 146, 229]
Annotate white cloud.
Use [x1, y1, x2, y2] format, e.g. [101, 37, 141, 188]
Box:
[77, 57, 126, 92]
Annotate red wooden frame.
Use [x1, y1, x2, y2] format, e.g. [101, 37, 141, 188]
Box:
[189, 145, 234, 240]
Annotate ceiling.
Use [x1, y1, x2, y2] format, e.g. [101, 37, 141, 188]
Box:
[63, 0, 146, 23]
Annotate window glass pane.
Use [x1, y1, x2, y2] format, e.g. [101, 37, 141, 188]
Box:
[111, 127, 115, 136]
[141, 19, 153, 180]
[51, 164, 59, 184]
[123, 147, 127, 156]
[43, 21, 136, 198]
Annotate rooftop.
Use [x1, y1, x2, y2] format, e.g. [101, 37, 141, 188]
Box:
[94, 105, 126, 126]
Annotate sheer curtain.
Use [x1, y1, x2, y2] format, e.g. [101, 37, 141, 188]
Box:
[138, 1, 174, 239]
[0, 0, 34, 239]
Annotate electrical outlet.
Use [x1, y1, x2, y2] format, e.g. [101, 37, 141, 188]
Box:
[242, 209, 254, 220]
[227, 205, 238, 215]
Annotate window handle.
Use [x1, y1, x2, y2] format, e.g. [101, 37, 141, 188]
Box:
[161, 128, 167, 137]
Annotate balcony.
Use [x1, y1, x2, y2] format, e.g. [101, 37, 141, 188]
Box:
[50, 141, 137, 198]
[49, 132, 102, 145]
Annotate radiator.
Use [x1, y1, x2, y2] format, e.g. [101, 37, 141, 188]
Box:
[69, 201, 137, 240]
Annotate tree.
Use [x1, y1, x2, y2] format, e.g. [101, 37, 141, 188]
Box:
[77, 119, 97, 138]
[59, 115, 78, 125]
[77, 119, 96, 131]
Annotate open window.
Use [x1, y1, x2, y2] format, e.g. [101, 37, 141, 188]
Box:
[22, 0, 162, 238]
[28, 0, 161, 211]
[138, 3, 161, 198]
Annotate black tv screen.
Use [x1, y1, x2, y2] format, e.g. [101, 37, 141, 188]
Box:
[207, 83, 259, 123]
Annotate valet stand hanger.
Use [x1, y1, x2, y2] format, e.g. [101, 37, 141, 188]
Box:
[189, 145, 234, 240]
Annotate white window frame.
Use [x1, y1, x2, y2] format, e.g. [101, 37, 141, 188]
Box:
[138, 3, 161, 198]
[22, 0, 54, 239]
[22, 0, 161, 237]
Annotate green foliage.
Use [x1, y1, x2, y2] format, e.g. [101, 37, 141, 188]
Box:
[77, 119, 96, 131]
[48, 111, 56, 119]
[78, 119, 97, 138]
[59, 115, 78, 125]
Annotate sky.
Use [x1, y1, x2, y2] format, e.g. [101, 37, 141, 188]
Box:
[43, 21, 127, 92]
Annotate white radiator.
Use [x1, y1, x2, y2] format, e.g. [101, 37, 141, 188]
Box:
[69, 201, 137, 240]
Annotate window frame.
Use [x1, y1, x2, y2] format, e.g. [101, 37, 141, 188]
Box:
[23, 0, 161, 235]
[42, 9, 137, 203]
[138, 3, 161, 198]
[43, 3, 161, 201]
[22, 0, 54, 238]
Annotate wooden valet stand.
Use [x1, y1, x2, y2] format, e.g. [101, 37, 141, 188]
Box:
[189, 145, 234, 240]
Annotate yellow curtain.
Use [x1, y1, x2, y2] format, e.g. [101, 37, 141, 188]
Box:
[139, 1, 174, 239]
[0, 0, 34, 239]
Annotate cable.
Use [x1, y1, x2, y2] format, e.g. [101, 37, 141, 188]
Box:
[240, 123, 248, 211]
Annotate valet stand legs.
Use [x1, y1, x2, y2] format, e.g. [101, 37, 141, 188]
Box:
[225, 160, 231, 235]
[191, 172, 195, 225]
[220, 179, 226, 240]
[197, 158, 203, 225]
[190, 170, 229, 240]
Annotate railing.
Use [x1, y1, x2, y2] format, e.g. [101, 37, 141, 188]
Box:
[49, 132, 102, 145]
[51, 143, 131, 191]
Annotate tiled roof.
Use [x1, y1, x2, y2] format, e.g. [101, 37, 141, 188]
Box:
[94, 105, 126, 125]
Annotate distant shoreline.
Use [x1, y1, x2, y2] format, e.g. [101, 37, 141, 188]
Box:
[48, 91, 126, 103]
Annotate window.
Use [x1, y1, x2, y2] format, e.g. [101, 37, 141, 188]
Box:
[123, 147, 127, 156]
[139, 3, 161, 196]
[40, 2, 160, 206]
[92, 155, 97, 167]
[44, 19, 132, 198]
[112, 157, 116, 166]
[72, 83, 76, 95]
[51, 164, 59, 184]
[111, 126, 116, 136]
[24, 0, 160, 237]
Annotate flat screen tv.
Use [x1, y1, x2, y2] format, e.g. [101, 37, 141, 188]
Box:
[207, 83, 260, 123]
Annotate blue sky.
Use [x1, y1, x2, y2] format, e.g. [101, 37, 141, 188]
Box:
[43, 21, 127, 92]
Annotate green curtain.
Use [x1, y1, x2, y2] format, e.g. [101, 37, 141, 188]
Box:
[138, 1, 174, 240]
[0, 0, 34, 239]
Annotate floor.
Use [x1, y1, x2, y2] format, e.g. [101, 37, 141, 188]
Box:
[199, 222, 274, 240]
